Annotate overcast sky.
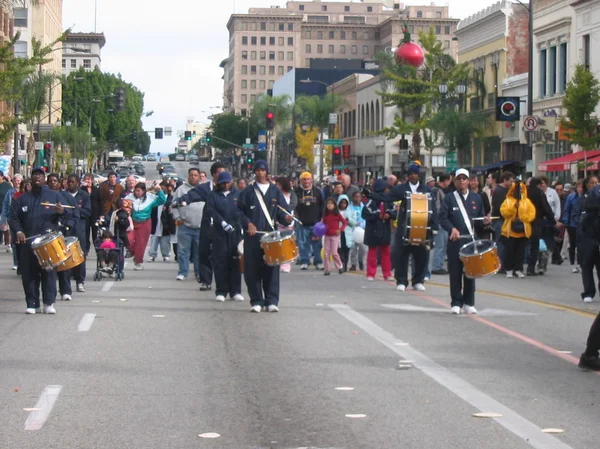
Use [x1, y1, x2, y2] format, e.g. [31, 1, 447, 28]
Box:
[64, 0, 501, 154]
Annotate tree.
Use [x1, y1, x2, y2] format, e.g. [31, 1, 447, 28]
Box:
[249, 94, 292, 131]
[208, 112, 256, 150]
[295, 125, 319, 172]
[377, 27, 470, 160]
[562, 64, 600, 174]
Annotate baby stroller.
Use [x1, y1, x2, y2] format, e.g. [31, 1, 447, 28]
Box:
[92, 216, 126, 281]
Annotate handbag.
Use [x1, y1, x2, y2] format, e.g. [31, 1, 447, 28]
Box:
[511, 201, 525, 233]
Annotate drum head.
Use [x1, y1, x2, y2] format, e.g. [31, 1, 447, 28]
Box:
[260, 230, 295, 243]
[459, 239, 495, 256]
[32, 232, 62, 247]
[237, 240, 244, 255]
[65, 237, 77, 246]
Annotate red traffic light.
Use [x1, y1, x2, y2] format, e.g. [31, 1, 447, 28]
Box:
[44, 142, 51, 150]
[333, 147, 341, 154]
[266, 112, 274, 119]
[334, 169, 341, 175]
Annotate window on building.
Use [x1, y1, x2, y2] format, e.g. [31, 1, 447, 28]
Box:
[304, 30, 311, 39]
[374, 45, 380, 53]
[269, 37, 275, 45]
[487, 93, 495, 108]
[14, 40, 27, 58]
[83, 59, 91, 69]
[259, 66, 266, 75]
[317, 44, 323, 54]
[242, 94, 248, 104]
[251, 36, 257, 45]
[260, 37, 266, 45]
[251, 80, 257, 89]
[322, 5, 327, 11]
[269, 80, 274, 88]
[260, 51, 266, 59]
[417, 10, 423, 18]
[364, 31, 369, 39]
[242, 80, 248, 89]
[352, 31, 358, 40]
[288, 23, 294, 31]
[436, 11, 442, 18]
[71, 59, 76, 68]
[299, 4, 304, 10]
[340, 45, 346, 54]
[329, 44, 334, 53]
[287, 66, 293, 72]
[241, 65, 248, 74]
[288, 37, 294, 46]
[278, 36, 284, 45]
[445, 25, 451, 34]
[306, 44, 311, 53]
[62, 59, 66, 69]
[351, 45, 358, 54]
[558, 42, 568, 93]
[278, 51, 284, 60]
[268, 51, 275, 60]
[444, 40, 450, 49]
[548, 46, 557, 96]
[250, 51, 257, 60]
[345, 5, 350, 12]
[251, 94, 256, 102]
[363, 45, 369, 55]
[278, 66, 284, 75]
[317, 31, 323, 39]
[287, 51, 294, 60]
[241, 109, 247, 116]
[329, 31, 335, 39]
[260, 22, 266, 31]
[279, 23, 285, 31]
[432, 155, 446, 167]
[305, 59, 311, 68]
[340, 31, 346, 40]
[250, 22, 257, 31]
[539, 49, 547, 97]
[13, 8, 27, 27]
[251, 65, 257, 74]
[242, 36, 248, 45]
[435, 26, 441, 34]
[269, 22, 276, 31]
[260, 80, 266, 89]
[269, 65, 275, 74]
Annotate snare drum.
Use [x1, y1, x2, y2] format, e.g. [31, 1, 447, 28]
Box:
[404, 192, 432, 245]
[57, 237, 85, 272]
[260, 229, 299, 266]
[459, 239, 501, 279]
[237, 240, 244, 272]
[31, 232, 68, 271]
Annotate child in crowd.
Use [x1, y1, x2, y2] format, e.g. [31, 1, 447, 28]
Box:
[98, 230, 119, 273]
[362, 179, 394, 281]
[322, 197, 347, 275]
[109, 198, 133, 251]
[337, 195, 356, 272]
[349, 191, 366, 271]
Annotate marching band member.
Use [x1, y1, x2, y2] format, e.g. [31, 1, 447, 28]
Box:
[9, 167, 67, 314]
[237, 161, 292, 313]
[439, 168, 489, 315]
[66, 174, 92, 293]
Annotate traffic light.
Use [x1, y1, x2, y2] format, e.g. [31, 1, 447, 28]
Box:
[184, 131, 192, 141]
[266, 112, 275, 130]
[495, 96, 520, 121]
[205, 132, 212, 143]
[193, 130, 197, 137]
[132, 130, 137, 140]
[246, 152, 254, 164]
[114, 87, 125, 112]
[155, 128, 164, 139]
[342, 145, 350, 161]
[332, 147, 342, 166]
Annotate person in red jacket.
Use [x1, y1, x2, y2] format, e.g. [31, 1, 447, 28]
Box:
[321, 197, 347, 275]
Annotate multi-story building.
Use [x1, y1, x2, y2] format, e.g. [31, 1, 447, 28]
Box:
[62, 32, 106, 76]
[1, 4, 14, 156]
[223, 1, 459, 114]
[455, 0, 529, 172]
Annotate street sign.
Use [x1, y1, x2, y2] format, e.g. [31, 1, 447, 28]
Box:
[524, 116, 539, 131]
[329, 113, 338, 125]
[446, 151, 458, 170]
[245, 138, 251, 144]
[242, 144, 255, 150]
[323, 139, 343, 145]
[34, 141, 43, 150]
[398, 149, 409, 163]
[164, 127, 172, 136]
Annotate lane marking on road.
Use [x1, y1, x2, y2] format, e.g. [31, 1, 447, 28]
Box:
[382, 304, 537, 317]
[330, 304, 575, 449]
[77, 313, 96, 332]
[198, 432, 220, 438]
[101, 281, 114, 292]
[24, 385, 63, 431]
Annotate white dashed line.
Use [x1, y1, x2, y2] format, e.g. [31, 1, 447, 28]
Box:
[24, 385, 63, 430]
[101, 281, 114, 292]
[77, 313, 96, 332]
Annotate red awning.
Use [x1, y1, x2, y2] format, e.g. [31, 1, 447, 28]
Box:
[537, 150, 600, 172]
[583, 154, 600, 171]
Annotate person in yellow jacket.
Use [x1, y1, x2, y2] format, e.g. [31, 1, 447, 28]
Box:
[500, 181, 536, 278]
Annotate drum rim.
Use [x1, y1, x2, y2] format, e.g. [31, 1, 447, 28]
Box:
[32, 232, 63, 246]
[459, 239, 496, 256]
[260, 230, 295, 242]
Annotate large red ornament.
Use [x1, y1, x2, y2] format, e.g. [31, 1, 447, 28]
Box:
[395, 41, 424, 68]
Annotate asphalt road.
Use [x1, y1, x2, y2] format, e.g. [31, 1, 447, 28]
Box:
[1, 229, 599, 449]
[146, 161, 213, 183]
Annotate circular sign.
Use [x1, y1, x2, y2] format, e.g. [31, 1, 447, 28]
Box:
[524, 116, 539, 131]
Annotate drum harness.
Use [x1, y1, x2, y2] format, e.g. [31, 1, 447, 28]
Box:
[453, 191, 477, 251]
[253, 184, 276, 232]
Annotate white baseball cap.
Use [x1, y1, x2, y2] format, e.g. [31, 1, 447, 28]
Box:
[455, 168, 470, 179]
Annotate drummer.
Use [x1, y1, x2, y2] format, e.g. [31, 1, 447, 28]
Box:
[439, 168, 490, 315]
[66, 174, 92, 293]
[205, 171, 244, 302]
[237, 160, 293, 313]
[47, 173, 79, 302]
[9, 166, 66, 314]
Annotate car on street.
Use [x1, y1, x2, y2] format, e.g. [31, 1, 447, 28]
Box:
[132, 154, 143, 162]
[129, 163, 145, 176]
[188, 154, 199, 164]
[146, 154, 157, 161]
[160, 156, 170, 162]
[93, 174, 107, 185]
[116, 166, 132, 177]
[175, 153, 186, 161]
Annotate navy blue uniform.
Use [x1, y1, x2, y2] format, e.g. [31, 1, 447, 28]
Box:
[9, 187, 68, 308]
[238, 183, 289, 307]
[439, 191, 485, 308]
[56, 191, 80, 296]
[178, 182, 213, 286]
[386, 182, 438, 287]
[206, 188, 243, 298]
[70, 190, 91, 285]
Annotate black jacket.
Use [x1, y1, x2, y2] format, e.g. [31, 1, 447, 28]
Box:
[439, 190, 485, 239]
[151, 194, 175, 236]
[362, 196, 395, 247]
[294, 186, 324, 226]
[9, 186, 68, 241]
[528, 184, 555, 230]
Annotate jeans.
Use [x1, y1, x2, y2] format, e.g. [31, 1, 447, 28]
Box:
[297, 225, 323, 265]
[150, 234, 172, 259]
[350, 242, 366, 267]
[323, 235, 342, 271]
[431, 229, 448, 271]
[177, 225, 200, 278]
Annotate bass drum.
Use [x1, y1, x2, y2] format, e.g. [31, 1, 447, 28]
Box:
[404, 192, 432, 245]
[57, 237, 85, 272]
[459, 239, 501, 279]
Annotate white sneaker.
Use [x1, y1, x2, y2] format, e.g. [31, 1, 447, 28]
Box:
[316, 264, 324, 270]
[583, 297, 593, 303]
[250, 305, 262, 313]
[506, 272, 514, 278]
[215, 295, 226, 302]
[77, 283, 85, 292]
[451, 306, 461, 315]
[25, 308, 36, 314]
[134, 263, 144, 271]
[61, 294, 72, 301]
[44, 304, 56, 314]
[463, 305, 477, 315]
[6, 245, 12, 253]
[301, 264, 308, 270]
[413, 283, 426, 291]
[267, 304, 279, 312]
[515, 271, 525, 279]
[163, 257, 170, 262]
[424, 276, 430, 281]
[176, 275, 185, 281]
[367, 276, 375, 281]
[12, 265, 17, 270]
[572, 266, 581, 273]
[149, 257, 155, 262]
[396, 284, 406, 292]
[233, 294, 245, 301]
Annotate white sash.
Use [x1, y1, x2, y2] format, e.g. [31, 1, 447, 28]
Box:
[453, 191, 474, 237]
[253, 183, 275, 231]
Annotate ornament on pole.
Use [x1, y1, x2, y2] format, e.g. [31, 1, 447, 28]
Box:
[394, 24, 425, 68]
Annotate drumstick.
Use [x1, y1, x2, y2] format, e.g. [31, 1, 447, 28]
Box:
[472, 216, 500, 221]
[277, 205, 303, 225]
[41, 202, 75, 208]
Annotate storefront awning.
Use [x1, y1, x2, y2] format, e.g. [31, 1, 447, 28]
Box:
[471, 160, 516, 174]
[538, 150, 600, 172]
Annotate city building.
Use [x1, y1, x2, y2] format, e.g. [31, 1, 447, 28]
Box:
[223, 1, 459, 114]
[179, 119, 207, 152]
[455, 0, 529, 172]
[500, 73, 530, 172]
[1, 4, 14, 155]
[62, 32, 106, 76]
